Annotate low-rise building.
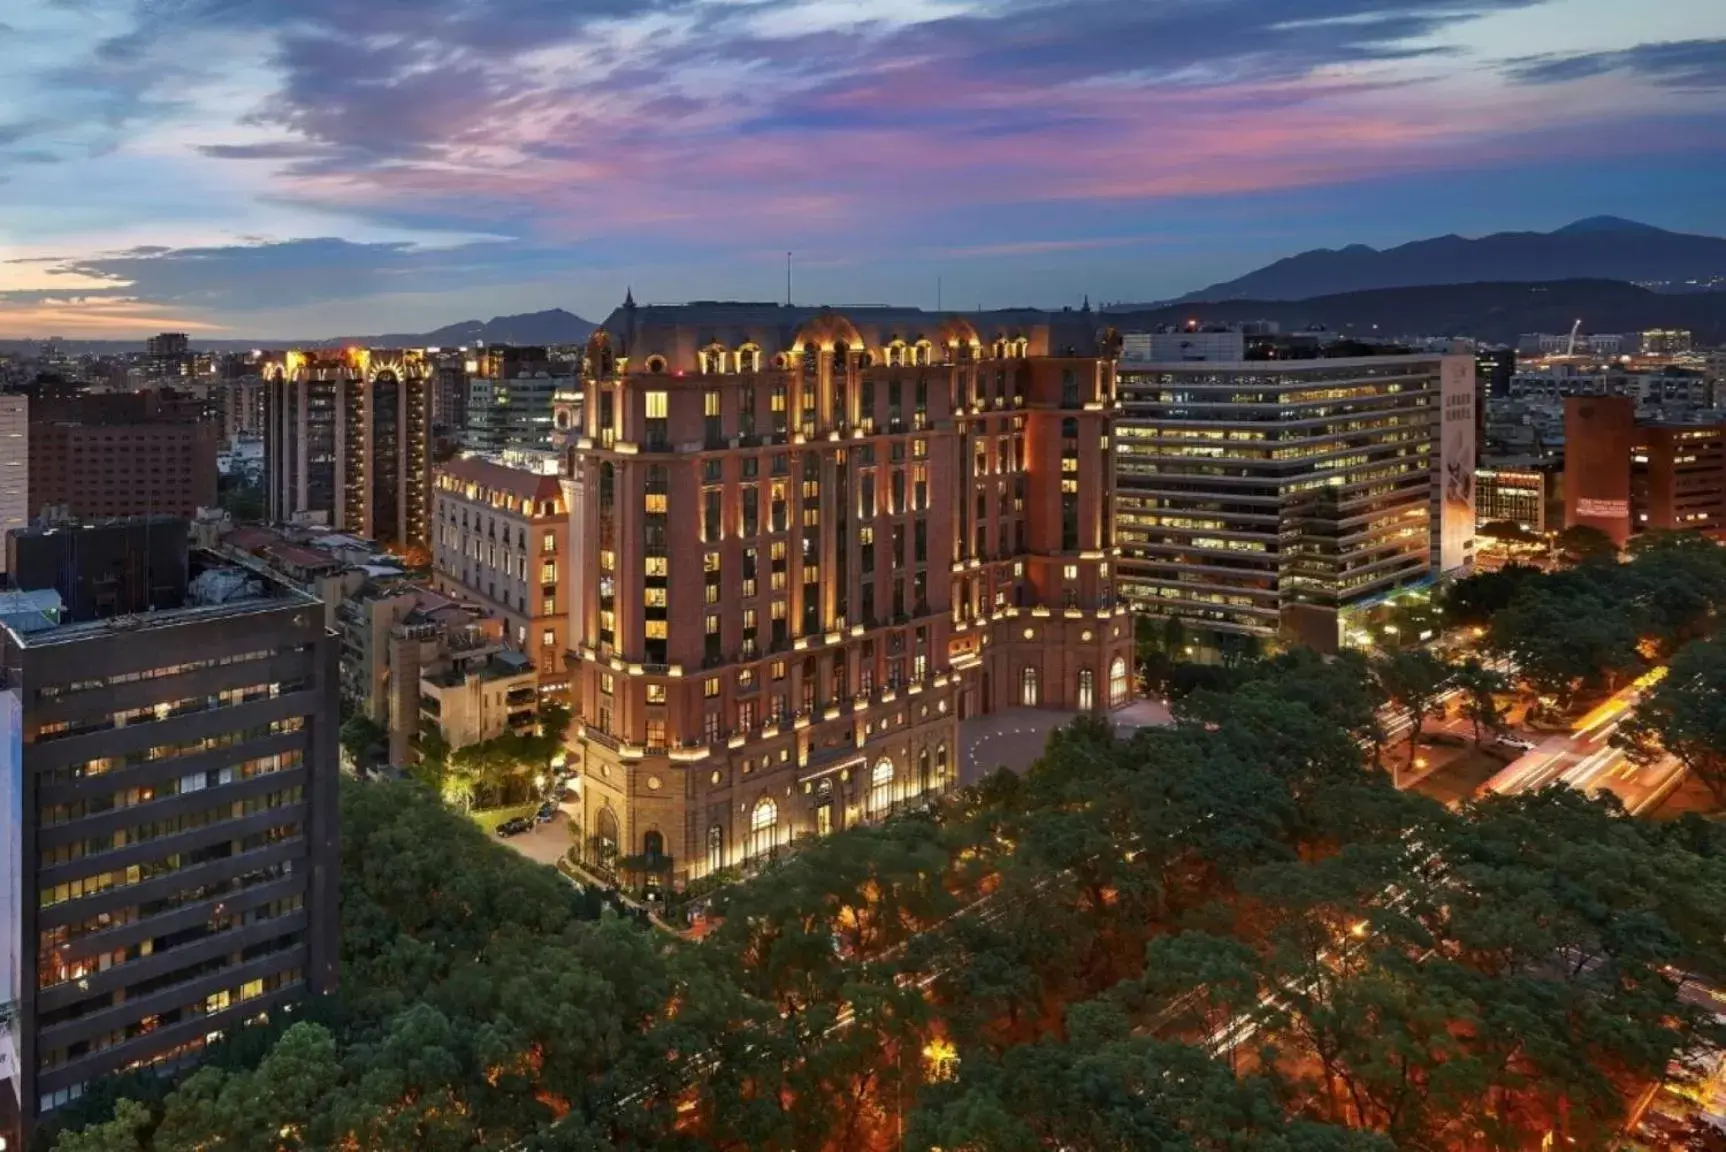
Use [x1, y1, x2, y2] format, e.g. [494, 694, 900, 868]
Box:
[419, 648, 539, 752]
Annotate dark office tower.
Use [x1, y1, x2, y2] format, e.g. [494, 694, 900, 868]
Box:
[144, 333, 192, 381]
[0, 534, 340, 1149]
[261, 349, 433, 553]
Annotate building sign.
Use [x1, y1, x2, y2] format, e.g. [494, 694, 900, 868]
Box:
[1439, 356, 1477, 573]
[1576, 498, 1630, 518]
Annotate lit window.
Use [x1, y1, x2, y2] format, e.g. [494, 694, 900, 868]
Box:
[645, 391, 668, 419]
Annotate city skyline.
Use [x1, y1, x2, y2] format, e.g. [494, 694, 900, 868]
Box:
[1, 0, 1724, 339]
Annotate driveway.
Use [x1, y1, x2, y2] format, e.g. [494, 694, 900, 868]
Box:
[498, 800, 579, 867]
[959, 701, 1172, 786]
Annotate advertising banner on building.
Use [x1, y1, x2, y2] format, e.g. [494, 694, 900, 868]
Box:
[1439, 355, 1477, 574]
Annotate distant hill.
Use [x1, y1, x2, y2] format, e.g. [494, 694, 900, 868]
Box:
[338, 308, 597, 349]
[1159, 218, 1726, 304]
[1106, 279, 1726, 346]
[0, 308, 598, 356]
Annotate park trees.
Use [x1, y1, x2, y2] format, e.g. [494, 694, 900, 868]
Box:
[1619, 635, 1726, 805]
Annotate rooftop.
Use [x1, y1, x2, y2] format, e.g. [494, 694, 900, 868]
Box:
[7, 551, 318, 649]
[437, 456, 563, 504]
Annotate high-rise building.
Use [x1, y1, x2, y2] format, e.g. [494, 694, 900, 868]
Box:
[463, 347, 572, 454]
[28, 390, 219, 524]
[430, 457, 569, 693]
[261, 350, 433, 554]
[0, 394, 28, 572]
[1116, 348, 1476, 652]
[564, 301, 1132, 887]
[144, 333, 192, 381]
[0, 524, 340, 1148]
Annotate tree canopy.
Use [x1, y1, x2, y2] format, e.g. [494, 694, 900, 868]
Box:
[50, 646, 1726, 1152]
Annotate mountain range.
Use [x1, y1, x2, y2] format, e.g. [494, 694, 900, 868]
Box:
[315, 308, 597, 349]
[1106, 279, 1726, 346]
[1156, 217, 1726, 304]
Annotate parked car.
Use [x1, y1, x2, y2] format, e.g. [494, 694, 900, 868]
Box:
[495, 817, 533, 837]
[1494, 735, 1537, 751]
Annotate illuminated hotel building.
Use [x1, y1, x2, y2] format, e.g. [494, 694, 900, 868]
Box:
[261, 350, 433, 554]
[1115, 350, 1475, 652]
[564, 301, 1132, 885]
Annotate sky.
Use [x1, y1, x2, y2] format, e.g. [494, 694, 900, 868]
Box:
[1, 0, 1724, 339]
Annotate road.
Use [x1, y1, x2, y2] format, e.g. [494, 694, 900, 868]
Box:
[1481, 666, 1686, 815]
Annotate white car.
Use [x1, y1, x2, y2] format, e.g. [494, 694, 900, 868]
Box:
[1494, 735, 1537, 751]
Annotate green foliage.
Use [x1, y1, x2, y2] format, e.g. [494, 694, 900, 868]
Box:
[54, 626, 1726, 1152]
[339, 713, 387, 767]
[1440, 563, 1543, 628]
[1556, 523, 1620, 562]
[1619, 634, 1726, 805]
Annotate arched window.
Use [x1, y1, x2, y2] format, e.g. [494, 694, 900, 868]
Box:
[643, 829, 665, 862]
[1110, 656, 1129, 708]
[1020, 665, 1039, 707]
[871, 758, 895, 816]
[935, 743, 948, 782]
[700, 344, 727, 375]
[750, 797, 778, 861]
[918, 747, 931, 795]
[914, 340, 933, 366]
[595, 807, 619, 867]
[707, 825, 724, 874]
[1078, 668, 1095, 711]
[738, 343, 761, 373]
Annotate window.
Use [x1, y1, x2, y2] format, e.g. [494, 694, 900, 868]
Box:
[647, 683, 667, 704]
[704, 677, 720, 698]
[707, 825, 725, 874]
[542, 531, 556, 554]
[1063, 564, 1078, 581]
[1078, 668, 1094, 711]
[645, 391, 669, 419]
[870, 759, 894, 816]
[1021, 665, 1039, 707]
[750, 797, 778, 860]
[1110, 656, 1129, 708]
[542, 629, 556, 648]
[541, 561, 557, 583]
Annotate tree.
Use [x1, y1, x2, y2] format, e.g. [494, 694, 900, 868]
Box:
[1452, 658, 1511, 746]
[1618, 635, 1726, 805]
[1440, 563, 1543, 629]
[1488, 585, 1641, 713]
[52, 1099, 152, 1152]
[339, 713, 387, 768]
[1556, 523, 1619, 563]
[1375, 649, 1450, 776]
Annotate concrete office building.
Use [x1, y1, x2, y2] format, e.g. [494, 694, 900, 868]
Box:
[0, 526, 339, 1148]
[1116, 348, 1476, 652]
[1564, 396, 1726, 545]
[431, 457, 569, 692]
[0, 395, 26, 572]
[261, 350, 433, 554]
[565, 300, 1132, 887]
[464, 347, 573, 454]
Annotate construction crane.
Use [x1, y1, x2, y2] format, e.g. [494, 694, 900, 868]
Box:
[1567, 318, 1582, 357]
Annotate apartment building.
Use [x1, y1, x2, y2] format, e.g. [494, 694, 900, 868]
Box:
[260, 349, 433, 554]
[0, 526, 339, 1147]
[430, 457, 569, 692]
[1116, 348, 1476, 652]
[564, 300, 1132, 887]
